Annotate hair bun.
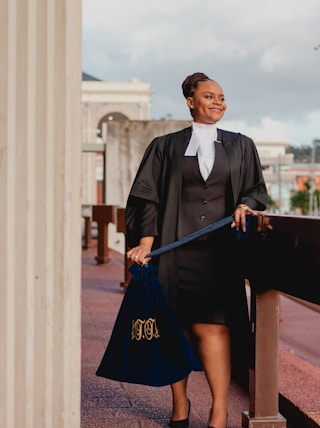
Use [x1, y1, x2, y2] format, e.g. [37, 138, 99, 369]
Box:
[182, 72, 211, 98]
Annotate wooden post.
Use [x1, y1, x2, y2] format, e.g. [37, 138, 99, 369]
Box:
[116, 208, 132, 289]
[242, 289, 287, 427]
[82, 205, 92, 249]
[92, 205, 116, 264]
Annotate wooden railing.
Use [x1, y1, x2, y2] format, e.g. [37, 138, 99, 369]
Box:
[242, 215, 320, 427]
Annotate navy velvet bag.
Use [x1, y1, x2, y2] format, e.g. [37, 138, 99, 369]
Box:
[96, 263, 202, 387]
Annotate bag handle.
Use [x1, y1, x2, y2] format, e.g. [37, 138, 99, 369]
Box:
[146, 215, 234, 258]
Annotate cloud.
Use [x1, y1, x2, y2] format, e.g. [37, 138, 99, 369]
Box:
[221, 117, 288, 142]
[259, 46, 288, 72]
[287, 110, 320, 145]
[82, 0, 320, 145]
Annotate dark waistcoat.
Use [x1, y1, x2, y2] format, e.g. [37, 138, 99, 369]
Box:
[177, 141, 232, 239]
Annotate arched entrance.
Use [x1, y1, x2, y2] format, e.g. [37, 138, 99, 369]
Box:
[95, 112, 129, 203]
[97, 112, 129, 136]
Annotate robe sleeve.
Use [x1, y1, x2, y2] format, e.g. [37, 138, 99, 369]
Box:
[127, 137, 163, 203]
[126, 197, 158, 248]
[125, 137, 163, 248]
[237, 135, 267, 211]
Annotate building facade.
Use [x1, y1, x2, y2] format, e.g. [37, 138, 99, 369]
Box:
[257, 141, 295, 214]
[81, 72, 152, 204]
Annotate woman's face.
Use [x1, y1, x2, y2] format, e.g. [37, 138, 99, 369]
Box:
[186, 80, 227, 124]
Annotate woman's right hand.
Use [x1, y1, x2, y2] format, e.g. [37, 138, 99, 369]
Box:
[127, 236, 154, 265]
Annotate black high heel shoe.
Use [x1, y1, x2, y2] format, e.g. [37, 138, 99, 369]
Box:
[207, 409, 228, 428]
[169, 399, 190, 428]
[207, 408, 214, 428]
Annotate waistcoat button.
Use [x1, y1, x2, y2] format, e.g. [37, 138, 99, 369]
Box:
[200, 215, 206, 221]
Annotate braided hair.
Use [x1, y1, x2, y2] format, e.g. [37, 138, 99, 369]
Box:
[181, 72, 213, 99]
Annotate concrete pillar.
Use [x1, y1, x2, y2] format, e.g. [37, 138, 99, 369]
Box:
[242, 290, 286, 427]
[0, 0, 82, 427]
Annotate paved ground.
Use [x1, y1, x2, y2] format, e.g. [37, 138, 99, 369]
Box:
[81, 243, 320, 428]
[278, 295, 320, 427]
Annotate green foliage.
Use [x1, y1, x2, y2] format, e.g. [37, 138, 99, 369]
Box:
[290, 190, 309, 215]
[267, 195, 278, 211]
[286, 145, 311, 163]
[286, 144, 320, 214]
[286, 144, 320, 163]
[314, 190, 320, 209]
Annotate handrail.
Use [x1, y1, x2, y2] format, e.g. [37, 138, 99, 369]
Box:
[243, 214, 319, 427]
[242, 214, 320, 306]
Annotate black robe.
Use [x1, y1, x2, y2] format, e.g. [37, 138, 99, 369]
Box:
[126, 126, 268, 300]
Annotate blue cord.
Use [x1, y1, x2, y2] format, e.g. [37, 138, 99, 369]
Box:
[146, 215, 234, 258]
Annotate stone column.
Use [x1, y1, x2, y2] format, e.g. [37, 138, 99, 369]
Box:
[0, 0, 82, 427]
[242, 290, 286, 427]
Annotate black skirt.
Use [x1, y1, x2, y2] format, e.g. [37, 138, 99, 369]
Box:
[174, 234, 248, 327]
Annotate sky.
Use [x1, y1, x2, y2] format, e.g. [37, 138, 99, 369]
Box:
[82, 0, 320, 146]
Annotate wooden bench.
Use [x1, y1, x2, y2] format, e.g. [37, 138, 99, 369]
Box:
[92, 205, 116, 264]
[81, 204, 92, 249]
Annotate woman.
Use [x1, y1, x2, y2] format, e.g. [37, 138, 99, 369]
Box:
[125, 72, 267, 428]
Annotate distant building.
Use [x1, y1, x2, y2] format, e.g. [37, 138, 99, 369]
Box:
[255, 141, 294, 214]
[255, 143, 320, 214]
[291, 163, 320, 192]
[82, 72, 152, 144]
[82, 71, 100, 81]
[81, 72, 152, 205]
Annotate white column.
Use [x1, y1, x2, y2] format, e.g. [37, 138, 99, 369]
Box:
[0, 0, 82, 427]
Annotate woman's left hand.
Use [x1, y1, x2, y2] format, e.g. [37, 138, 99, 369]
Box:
[231, 204, 266, 232]
[232, 204, 273, 232]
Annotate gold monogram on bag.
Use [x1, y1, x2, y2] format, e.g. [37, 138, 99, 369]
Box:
[131, 318, 160, 341]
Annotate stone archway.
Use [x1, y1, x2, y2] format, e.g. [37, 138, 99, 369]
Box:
[97, 112, 129, 138]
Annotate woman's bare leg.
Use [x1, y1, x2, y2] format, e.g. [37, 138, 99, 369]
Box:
[192, 323, 230, 428]
[170, 377, 189, 421]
